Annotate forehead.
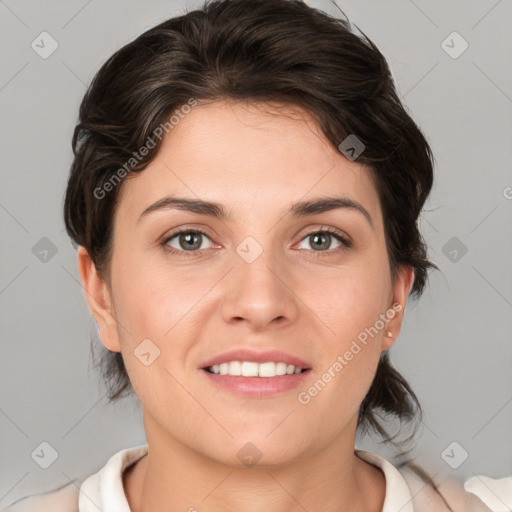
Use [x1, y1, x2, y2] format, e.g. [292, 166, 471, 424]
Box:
[116, 99, 381, 226]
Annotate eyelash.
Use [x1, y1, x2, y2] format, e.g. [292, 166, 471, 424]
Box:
[160, 226, 352, 258]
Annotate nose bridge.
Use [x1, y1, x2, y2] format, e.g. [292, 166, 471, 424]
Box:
[221, 234, 297, 327]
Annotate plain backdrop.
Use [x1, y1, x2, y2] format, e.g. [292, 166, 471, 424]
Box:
[1, 0, 511, 507]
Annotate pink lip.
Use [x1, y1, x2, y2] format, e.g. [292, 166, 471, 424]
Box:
[201, 369, 312, 398]
[200, 348, 311, 370]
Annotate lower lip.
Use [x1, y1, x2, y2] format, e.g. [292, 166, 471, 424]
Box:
[201, 368, 311, 398]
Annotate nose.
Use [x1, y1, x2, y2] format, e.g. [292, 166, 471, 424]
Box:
[220, 247, 299, 331]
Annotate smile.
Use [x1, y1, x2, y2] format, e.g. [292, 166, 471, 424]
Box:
[204, 361, 308, 377]
[201, 363, 311, 398]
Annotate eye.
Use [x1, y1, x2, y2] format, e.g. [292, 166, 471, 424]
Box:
[162, 229, 214, 255]
[161, 226, 352, 257]
[296, 227, 352, 254]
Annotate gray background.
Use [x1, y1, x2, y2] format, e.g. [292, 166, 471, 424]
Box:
[1, 0, 511, 507]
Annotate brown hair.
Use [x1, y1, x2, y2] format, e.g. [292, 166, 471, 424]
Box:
[63, 0, 438, 449]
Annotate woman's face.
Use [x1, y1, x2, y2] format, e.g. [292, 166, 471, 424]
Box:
[79, 99, 413, 466]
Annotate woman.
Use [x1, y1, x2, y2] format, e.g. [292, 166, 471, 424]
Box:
[4, 0, 509, 511]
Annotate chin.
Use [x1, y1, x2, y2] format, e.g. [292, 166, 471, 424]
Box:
[204, 435, 307, 469]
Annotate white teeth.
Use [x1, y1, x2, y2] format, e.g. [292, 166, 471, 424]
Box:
[229, 361, 241, 375]
[241, 361, 259, 377]
[275, 362, 287, 375]
[207, 361, 306, 377]
[258, 362, 275, 377]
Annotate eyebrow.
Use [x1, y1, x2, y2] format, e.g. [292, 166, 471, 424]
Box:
[137, 195, 373, 228]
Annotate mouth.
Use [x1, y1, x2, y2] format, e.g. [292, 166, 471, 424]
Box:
[200, 361, 312, 398]
[202, 361, 310, 377]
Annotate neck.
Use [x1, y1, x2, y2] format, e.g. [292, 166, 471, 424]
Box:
[123, 413, 386, 512]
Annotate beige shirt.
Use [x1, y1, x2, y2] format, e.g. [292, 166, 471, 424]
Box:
[2, 444, 509, 512]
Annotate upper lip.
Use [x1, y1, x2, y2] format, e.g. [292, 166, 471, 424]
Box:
[200, 349, 312, 369]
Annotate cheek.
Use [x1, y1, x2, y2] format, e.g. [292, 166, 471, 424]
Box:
[109, 251, 212, 390]
[301, 259, 389, 399]
[110, 247, 188, 338]
[298, 283, 385, 429]
[311, 258, 391, 342]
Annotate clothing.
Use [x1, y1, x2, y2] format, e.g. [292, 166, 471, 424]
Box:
[2, 444, 508, 511]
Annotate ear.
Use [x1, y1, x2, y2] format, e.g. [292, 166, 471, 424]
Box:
[77, 246, 121, 352]
[381, 265, 415, 351]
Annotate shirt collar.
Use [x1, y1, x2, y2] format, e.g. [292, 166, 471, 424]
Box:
[355, 449, 415, 512]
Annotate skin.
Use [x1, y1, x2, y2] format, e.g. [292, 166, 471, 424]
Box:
[78, 99, 414, 512]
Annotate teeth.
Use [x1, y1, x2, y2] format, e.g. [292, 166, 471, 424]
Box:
[207, 361, 305, 377]
[275, 362, 287, 375]
[228, 361, 241, 375]
[242, 361, 259, 377]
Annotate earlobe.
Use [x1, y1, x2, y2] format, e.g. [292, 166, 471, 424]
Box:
[77, 246, 121, 352]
